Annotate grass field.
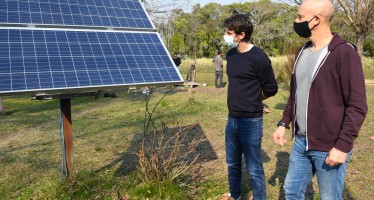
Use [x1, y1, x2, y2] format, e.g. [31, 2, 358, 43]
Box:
[1, 80, 373, 199]
[180, 56, 374, 80]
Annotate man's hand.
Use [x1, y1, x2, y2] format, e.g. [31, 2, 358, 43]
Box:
[272, 126, 287, 145]
[325, 147, 347, 167]
[263, 107, 271, 114]
[263, 103, 271, 114]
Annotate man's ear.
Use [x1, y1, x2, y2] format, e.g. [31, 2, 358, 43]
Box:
[314, 15, 321, 26]
[239, 32, 245, 40]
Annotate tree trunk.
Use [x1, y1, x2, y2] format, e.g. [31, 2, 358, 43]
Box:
[355, 33, 365, 58]
[0, 98, 4, 113]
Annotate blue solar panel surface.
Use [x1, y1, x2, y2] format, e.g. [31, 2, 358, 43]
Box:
[0, 0, 153, 29]
[0, 28, 180, 93]
[0, 0, 182, 95]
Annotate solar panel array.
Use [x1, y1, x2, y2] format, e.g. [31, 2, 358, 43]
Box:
[0, 0, 182, 95]
[0, 0, 153, 29]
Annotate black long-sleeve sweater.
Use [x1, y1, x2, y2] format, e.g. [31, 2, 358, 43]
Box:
[226, 46, 278, 118]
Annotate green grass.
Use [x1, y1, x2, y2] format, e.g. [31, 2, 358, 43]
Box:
[363, 57, 374, 79]
[179, 56, 374, 80]
[178, 57, 288, 74]
[1, 76, 374, 199]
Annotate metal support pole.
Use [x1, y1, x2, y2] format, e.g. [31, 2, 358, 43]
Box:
[60, 98, 73, 178]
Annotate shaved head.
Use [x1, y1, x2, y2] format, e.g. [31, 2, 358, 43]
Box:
[300, 0, 334, 22]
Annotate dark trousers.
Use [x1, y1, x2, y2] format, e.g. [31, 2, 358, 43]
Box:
[187, 69, 196, 81]
[215, 71, 223, 88]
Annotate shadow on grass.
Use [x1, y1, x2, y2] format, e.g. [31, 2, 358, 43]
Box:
[343, 188, 355, 200]
[267, 151, 315, 200]
[1, 96, 102, 116]
[0, 139, 60, 170]
[95, 123, 218, 177]
[240, 149, 271, 198]
[275, 103, 286, 110]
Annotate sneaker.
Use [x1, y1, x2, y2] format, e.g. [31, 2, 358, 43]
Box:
[220, 193, 233, 200]
[220, 193, 241, 200]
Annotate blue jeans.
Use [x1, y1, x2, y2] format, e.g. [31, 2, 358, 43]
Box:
[215, 71, 223, 88]
[225, 116, 266, 200]
[284, 134, 351, 200]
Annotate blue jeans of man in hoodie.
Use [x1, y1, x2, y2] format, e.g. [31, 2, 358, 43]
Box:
[284, 133, 351, 200]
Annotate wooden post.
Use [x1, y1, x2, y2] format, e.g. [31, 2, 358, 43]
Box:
[0, 97, 4, 113]
[60, 98, 73, 177]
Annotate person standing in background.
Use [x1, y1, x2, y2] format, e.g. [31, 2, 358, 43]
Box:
[213, 51, 224, 88]
[186, 59, 196, 82]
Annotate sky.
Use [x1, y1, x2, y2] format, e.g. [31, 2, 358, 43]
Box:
[163, 0, 246, 13]
[191, 0, 244, 7]
[146, 0, 245, 21]
[146, 0, 261, 21]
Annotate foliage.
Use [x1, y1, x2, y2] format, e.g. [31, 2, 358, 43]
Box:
[335, 0, 374, 56]
[135, 89, 205, 200]
[178, 56, 373, 82]
[364, 39, 374, 57]
[157, 0, 373, 58]
[362, 57, 374, 79]
[137, 124, 202, 184]
[130, 178, 189, 199]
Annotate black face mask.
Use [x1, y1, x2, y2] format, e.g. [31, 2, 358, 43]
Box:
[293, 16, 317, 38]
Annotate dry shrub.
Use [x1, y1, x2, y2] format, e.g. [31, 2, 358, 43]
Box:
[137, 121, 204, 183]
[277, 45, 301, 85]
[277, 54, 295, 84]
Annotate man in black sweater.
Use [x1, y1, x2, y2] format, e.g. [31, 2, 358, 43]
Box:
[223, 14, 278, 200]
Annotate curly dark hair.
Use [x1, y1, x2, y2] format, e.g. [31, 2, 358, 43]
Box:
[224, 13, 253, 42]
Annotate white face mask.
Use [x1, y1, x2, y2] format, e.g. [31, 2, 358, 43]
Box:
[224, 35, 238, 48]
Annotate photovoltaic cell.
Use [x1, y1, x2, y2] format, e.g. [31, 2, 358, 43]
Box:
[0, 0, 182, 95]
[0, 0, 153, 29]
[0, 28, 180, 93]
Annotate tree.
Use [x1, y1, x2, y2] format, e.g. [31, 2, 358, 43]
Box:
[142, 0, 187, 20]
[336, 0, 374, 56]
[286, 0, 373, 57]
[154, 0, 372, 58]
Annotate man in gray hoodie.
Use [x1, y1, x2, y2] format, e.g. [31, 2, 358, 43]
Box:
[272, 0, 367, 199]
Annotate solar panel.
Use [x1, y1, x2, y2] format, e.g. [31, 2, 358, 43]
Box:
[0, 0, 153, 29]
[0, 28, 181, 94]
[0, 0, 183, 95]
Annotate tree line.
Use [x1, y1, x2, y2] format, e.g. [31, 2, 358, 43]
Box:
[149, 0, 373, 58]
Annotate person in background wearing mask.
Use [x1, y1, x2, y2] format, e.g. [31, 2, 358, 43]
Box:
[222, 13, 278, 200]
[272, 0, 367, 199]
[212, 51, 224, 88]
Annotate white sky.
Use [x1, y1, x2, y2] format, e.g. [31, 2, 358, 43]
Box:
[192, 0, 244, 6]
[171, 0, 246, 13]
[146, 0, 248, 20]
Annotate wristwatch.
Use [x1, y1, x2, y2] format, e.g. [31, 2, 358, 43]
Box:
[277, 121, 290, 129]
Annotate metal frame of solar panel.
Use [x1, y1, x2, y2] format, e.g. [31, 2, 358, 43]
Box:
[0, 0, 153, 29]
[0, 0, 183, 96]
